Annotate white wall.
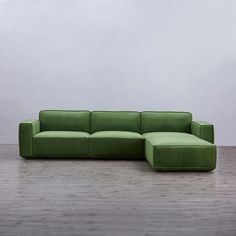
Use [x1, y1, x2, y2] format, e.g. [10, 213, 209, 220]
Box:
[0, 0, 236, 145]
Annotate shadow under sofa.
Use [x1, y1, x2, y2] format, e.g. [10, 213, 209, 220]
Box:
[19, 110, 217, 172]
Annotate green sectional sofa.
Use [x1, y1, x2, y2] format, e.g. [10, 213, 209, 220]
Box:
[19, 110, 217, 171]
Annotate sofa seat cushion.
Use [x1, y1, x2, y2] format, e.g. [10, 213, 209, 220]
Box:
[33, 131, 89, 157]
[91, 131, 143, 139]
[143, 132, 216, 171]
[90, 131, 144, 158]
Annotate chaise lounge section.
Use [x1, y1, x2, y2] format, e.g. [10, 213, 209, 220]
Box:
[141, 112, 216, 171]
[19, 110, 217, 172]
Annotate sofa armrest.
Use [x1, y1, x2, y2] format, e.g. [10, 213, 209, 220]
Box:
[19, 119, 40, 157]
[191, 121, 214, 144]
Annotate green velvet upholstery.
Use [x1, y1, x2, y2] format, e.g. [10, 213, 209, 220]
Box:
[19, 110, 217, 172]
[19, 119, 40, 157]
[91, 111, 140, 133]
[33, 131, 89, 157]
[90, 131, 144, 158]
[191, 121, 214, 143]
[141, 111, 192, 133]
[40, 110, 90, 132]
[144, 132, 216, 171]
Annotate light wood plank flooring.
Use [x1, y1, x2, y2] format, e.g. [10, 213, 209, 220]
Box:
[0, 145, 236, 236]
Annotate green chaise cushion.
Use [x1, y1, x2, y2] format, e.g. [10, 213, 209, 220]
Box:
[90, 131, 144, 158]
[143, 132, 216, 171]
[40, 110, 90, 132]
[33, 131, 89, 157]
[91, 111, 140, 133]
[141, 111, 192, 133]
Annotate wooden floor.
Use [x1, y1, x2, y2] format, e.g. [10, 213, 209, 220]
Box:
[0, 145, 236, 236]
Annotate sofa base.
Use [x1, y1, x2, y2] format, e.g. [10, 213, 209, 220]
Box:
[145, 145, 216, 172]
[21, 156, 145, 160]
[151, 167, 215, 172]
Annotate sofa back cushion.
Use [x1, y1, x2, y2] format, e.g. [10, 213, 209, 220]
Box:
[91, 111, 140, 133]
[141, 111, 192, 133]
[39, 110, 90, 132]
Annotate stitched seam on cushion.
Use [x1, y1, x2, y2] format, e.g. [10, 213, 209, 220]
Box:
[33, 154, 89, 157]
[139, 112, 142, 134]
[153, 145, 215, 147]
[91, 112, 94, 133]
[91, 131, 143, 138]
[34, 137, 89, 139]
[91, 111, 139, 113]
[89, 111, 91, 134]
[90, 137, 144, 140]
[89, 154, 142, 157]
[140, 112, 143, 134]
[154, 167, 215, 169]
[189, 113, 193, 133]
[40, 110, 90, 112]
[145, 139, 214, 147]
[141, 111, 192, 114]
